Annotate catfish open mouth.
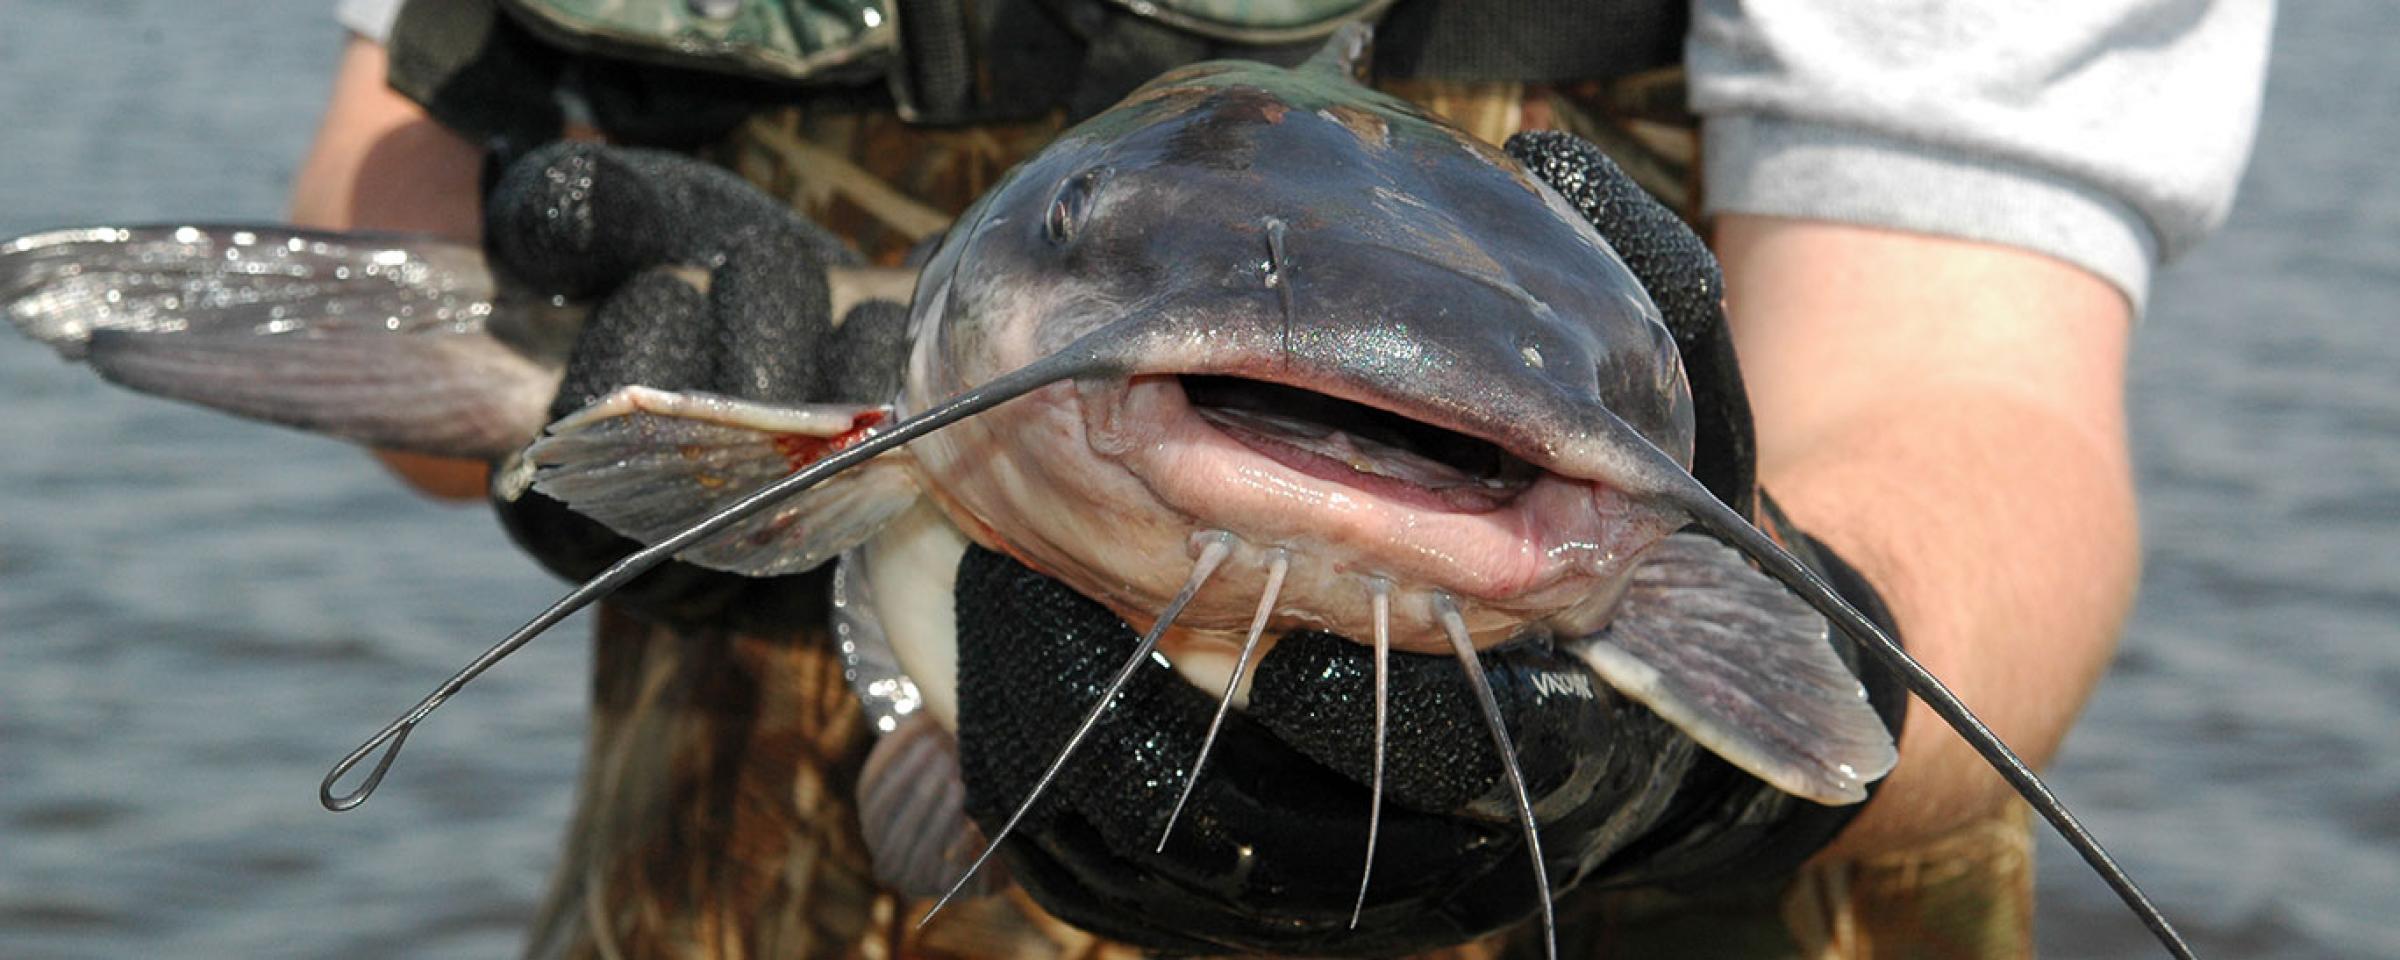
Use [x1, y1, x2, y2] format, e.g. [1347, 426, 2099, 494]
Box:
[1075, 370, 1647, 620]
[1179, 375, 1540, 514]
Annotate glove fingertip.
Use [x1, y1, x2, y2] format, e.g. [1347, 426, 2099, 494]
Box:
[709, 233, 834, 405]
[487, 142, 627, 296]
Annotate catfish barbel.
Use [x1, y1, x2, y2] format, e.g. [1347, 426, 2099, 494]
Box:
[2, 23, 2195, 960]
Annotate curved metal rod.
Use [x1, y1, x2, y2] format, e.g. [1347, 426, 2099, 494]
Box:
[320, 336, 1129, 811]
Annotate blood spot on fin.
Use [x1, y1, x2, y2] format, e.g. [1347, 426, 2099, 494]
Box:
[770, 408, 888, 470]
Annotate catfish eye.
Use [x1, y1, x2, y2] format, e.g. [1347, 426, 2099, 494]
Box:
[1045, 165, 1111, 245]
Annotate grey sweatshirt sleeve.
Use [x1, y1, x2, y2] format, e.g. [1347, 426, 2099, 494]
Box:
[1689, 0, 2275, 313]
[336, 0, 405, 42]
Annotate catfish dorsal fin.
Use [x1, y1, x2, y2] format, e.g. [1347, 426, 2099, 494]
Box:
[1304, 21, 1375, 81]
[3, 223, 566, 459]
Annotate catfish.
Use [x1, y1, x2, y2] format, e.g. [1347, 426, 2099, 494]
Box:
[1, 24, 2195, 960]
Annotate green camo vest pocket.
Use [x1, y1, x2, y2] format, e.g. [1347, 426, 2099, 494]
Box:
[501, 0, 895, 83]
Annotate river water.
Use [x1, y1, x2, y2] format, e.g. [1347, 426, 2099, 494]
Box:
[0, 2, 2392, 957]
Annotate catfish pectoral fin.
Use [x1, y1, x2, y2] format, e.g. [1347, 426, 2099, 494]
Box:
[858, 713, 1008, 900]
[1565, 532, 1899, 806]
[528, 386, 920, 577]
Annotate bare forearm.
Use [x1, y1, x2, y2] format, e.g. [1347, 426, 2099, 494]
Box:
[290, 37, 484, 239]
[1713, 214, 2141, 856]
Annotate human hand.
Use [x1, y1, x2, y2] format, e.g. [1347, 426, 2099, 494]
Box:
[482, 142, 913, 629]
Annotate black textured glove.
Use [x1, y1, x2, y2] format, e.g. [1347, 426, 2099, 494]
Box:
[481, 142, 912, 629]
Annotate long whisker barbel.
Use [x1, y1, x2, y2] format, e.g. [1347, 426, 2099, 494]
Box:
[1680, 491, 2199, 960]
[318, 337, 1131, 812]
[1579, 407, 2202, 960]
[1349, 578, 1391, 929]
[1157, 548, 1287, 851]
[921, 533, 1233, 927]
[1435, 595, 1555, 960]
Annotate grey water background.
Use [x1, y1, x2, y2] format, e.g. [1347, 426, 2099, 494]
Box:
[0, 1, 2391, 957]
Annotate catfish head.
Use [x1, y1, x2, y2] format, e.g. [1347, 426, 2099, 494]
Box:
[901, 54, 1695, 662]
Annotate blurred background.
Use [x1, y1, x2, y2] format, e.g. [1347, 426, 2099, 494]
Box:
[0, 1, 2392, 957]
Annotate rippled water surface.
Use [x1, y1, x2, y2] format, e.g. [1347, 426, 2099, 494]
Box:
[2, 3, 2393, 958]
